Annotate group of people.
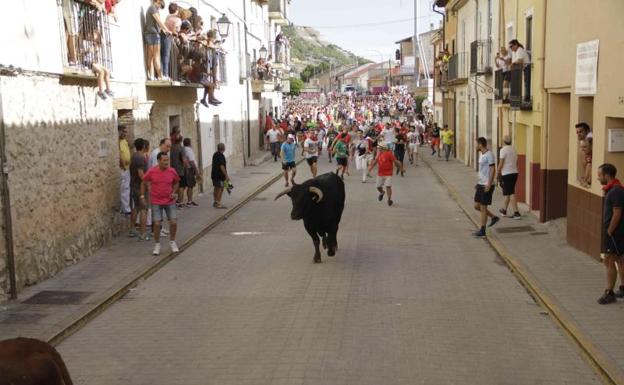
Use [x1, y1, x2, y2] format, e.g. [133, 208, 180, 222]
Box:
[144, 0, 223, 107]
[119, 125, 208, 257]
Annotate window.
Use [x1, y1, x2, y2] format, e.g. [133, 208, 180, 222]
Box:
[525, 15, 533, 52]
[169, 115, 180, 136]
[576, 97, 594, 187]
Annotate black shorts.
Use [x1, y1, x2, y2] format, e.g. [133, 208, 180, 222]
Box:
[282, 161, 296, 170]
[306, 156, 318, 166]
[212, 179, 224, 188]
[503, 71, 511, 81]
[130, 187, 146, 210]
[177, 169, 187, 187]
[336, 157, 348, 166]
[500, 173, 518, 196]
[603, 234, 624, 256]
[474, 185, 495, 206]
[184, 168, 197, 188]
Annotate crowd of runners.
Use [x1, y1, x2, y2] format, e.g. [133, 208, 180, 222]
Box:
[265, 87, 452, 208]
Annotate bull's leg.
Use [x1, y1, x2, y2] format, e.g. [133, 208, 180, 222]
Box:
[322, 233, 328, 250]
[327, 224, 339, 257]
[304, 222, 322, 263]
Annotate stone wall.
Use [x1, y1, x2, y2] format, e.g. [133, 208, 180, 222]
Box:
[0, 74, 122, 297]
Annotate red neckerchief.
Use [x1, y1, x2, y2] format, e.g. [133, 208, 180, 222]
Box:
[603, 178, 622, 193]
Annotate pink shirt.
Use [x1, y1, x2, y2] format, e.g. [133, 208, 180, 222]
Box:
[143, 166, 180, 205]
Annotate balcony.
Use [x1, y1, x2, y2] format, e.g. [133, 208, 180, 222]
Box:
[447, 52, 468, 83]
[510, 64, 533, 110]
[147, 41, 227, 88]
[251, 63, 275, 93]
[270, 40, 290, 71]
[269, 0, 289, 26]
[436, 67, 448, 89]
[60, 0, 113, 78]
[470, 39, 492, 75]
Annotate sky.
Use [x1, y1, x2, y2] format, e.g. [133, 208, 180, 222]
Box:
[290, 0, 443, 63]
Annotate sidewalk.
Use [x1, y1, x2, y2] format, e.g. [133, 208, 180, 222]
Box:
[0, 152, 291, 344]
[422, 149, 624, 384]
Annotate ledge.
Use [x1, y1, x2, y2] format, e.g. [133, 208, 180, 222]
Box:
[145, 79, 203, 88]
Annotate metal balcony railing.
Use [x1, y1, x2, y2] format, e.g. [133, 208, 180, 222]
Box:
[510, 64, 532, 110]
[270, 40, 290, 66]
[470, 39, 492, 75]
[436, 67, 448, 88]
[448, 52, 468, 81]
[60, 0, 113, 74]
[157, 40, 227, 85]
[494, 69, 503, 101]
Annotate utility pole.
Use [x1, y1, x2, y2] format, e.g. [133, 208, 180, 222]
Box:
[414, 0, 420, 88]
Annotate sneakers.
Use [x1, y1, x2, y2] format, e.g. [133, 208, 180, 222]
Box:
[616, 286, 624, 298]
[489, 216, 500, 227]
[473, 228, 486, 238]
[160, 229, 169, 237]
[388, 199, 393, 206]
[200, 99, 209, 108]
[105, 89, 114, 97]
[512, 212, 522, 220]
[97, 91, 107, 100]
[598, 290, 617, 305]
[378, 191, 385, 201]
[152, 243, 161, 256]
[170, 241, 179, 253]
[138, 233, 151, 241]
[128, 228, 138, 238]
[499, 208, 507, 216]
[187, 201, 199, 207]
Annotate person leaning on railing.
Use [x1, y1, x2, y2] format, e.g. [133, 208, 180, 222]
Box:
[161, 2, 182, 80]
[144, 0, 173, 81]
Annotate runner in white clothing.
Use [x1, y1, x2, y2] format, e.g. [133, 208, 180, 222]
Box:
[407, 126, 421, 166]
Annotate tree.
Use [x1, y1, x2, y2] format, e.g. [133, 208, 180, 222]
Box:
[289, 77, 303, 96]
[414, 95, 428, 113]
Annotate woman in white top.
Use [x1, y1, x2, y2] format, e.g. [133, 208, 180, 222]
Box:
[495, 47, 512, 101]
[497, 135, 521, 219]
[509, 39, 531, 102]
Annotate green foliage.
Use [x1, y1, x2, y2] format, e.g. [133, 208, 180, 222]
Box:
[414, 95, 428, 113]
[282, 25, 370, 71]
[289, 77, 303, 96]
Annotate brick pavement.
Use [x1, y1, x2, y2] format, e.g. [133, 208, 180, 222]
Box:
[0, 152, 288, 342]
[57, 156, 601, 385]
[421, 149, 624, 383]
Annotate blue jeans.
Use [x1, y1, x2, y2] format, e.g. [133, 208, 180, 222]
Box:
[160, 34, 172, 77]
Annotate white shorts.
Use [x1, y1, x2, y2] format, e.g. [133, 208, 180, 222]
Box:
[376, 176, 392, 188]
[408, 143, 419, 153]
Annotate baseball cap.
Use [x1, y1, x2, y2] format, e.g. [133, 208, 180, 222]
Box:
[287, 134, 295, 140]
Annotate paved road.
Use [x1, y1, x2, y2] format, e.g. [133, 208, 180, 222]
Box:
[58, 154, 601, 385]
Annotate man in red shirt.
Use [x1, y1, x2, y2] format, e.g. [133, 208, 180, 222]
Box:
[368, 142, 403, 206]
[141, 152, 181, 256]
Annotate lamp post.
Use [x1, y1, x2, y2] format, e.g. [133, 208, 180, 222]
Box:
[216, 13, 232, 41]
[259, 45, 268, 60]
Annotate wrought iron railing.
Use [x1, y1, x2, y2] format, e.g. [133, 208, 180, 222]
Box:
[494, 69, 503, 101]
[158, 39, 227, 84]
[510, 64, 532, 110]
[60, 0, 113, 74]
[448, 52, 468, 81]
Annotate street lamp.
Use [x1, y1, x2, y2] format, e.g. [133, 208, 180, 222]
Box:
[216, 13, 232, 40]
[259, 45, 268, 60]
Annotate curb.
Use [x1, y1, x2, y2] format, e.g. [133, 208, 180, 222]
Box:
[422, 156, 623, 385]
[48, 159, 304, 347]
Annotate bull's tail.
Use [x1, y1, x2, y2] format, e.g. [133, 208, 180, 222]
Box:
[49, 345, 74, 385]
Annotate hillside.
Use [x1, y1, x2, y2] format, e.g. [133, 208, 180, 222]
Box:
[282, 25, 370, 75]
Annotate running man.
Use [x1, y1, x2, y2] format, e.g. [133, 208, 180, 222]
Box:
[333, 137, 349, 179]
[303, 129, 320, 178]
[326, 125, 338, 163]
[407, 125, 421, 166]
[281, 134, 297, 187]
[368, 142, 403, 206]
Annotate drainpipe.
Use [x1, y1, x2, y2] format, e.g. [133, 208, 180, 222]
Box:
[0, 81, 17, 300]
[474, 0, 480, 169]
[243, 0, 251, 164]
[539, 0, 548, 221]
[432, 2, 445, 45]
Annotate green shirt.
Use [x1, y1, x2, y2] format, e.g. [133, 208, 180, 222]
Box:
[334, 141, 348, 159]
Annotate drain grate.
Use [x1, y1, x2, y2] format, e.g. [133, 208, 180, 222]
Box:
[495, 226, 536, 234]
[0, 312, 45, 324]
[22, 290, 92, 305]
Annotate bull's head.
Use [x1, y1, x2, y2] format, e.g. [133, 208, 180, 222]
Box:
[275, 184, 324, 220]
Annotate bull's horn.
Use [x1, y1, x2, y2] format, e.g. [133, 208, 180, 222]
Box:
[309, 186, 323, 203]
[274, 187, 292, 201]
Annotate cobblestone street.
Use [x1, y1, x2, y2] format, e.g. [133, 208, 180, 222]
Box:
[57, 157, 602, 385]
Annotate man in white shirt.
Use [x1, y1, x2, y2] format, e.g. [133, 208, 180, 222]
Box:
[473, 137, 500, 237]
[380, 124, 396, 151]
[509, 39, 531, 102]
[266, 127, 281, 162]
[497, 135, 521, 219]
[303, 129, 319, 178]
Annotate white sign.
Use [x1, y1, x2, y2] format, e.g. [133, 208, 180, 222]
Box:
[575, 40, 599, 95]
[97, 139, 109, 158]
[608, 128, 624, 152]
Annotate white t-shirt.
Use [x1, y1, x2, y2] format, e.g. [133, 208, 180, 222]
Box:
[512, 47, 530, 65]
[499, 145, 518, 176]
[304, 138, 319, 158]
[267, 129, 280, 143]
[478, 150, 496, 185]
[381, 128, 396, 144]
[407, 131, 420, 145]
[184, 146, 196, 164]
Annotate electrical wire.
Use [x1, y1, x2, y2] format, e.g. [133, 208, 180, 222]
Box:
[310, 15, 438, 29]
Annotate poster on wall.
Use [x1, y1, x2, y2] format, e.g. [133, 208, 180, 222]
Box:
[575, 39, 599, 95]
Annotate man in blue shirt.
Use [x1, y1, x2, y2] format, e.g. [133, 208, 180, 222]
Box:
[280, 134, 297, 187]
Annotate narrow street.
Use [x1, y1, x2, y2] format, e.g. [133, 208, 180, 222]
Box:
[57, 155, 601, 385]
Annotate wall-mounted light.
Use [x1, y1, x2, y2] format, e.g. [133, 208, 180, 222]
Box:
[216, 13, 232, 40]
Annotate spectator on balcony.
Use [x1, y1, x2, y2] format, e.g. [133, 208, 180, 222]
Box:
[275, 32, 285, 64]
[82, 22, 113, 100]
[509, 39, 531, 102]
[495, 47, 511, 102]
[161, 2, 182, 80]
[61, 0, 78, 66]
[579, 137, 593, 188]
[144, 0, 173, 81]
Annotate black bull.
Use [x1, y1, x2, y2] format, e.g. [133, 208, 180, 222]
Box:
[275, 173, 346, 263]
